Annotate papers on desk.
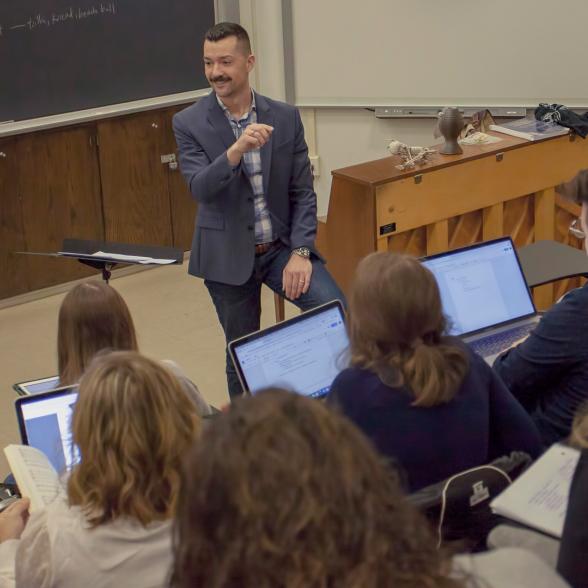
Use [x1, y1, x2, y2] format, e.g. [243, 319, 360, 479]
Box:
[490, 444, 580, 538]
[58, 251, 176, 265]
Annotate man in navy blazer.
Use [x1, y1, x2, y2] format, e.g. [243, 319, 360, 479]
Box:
[173, 22, 344, 398]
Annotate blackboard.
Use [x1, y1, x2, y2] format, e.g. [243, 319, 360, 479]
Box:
[0, 0, 215, 123]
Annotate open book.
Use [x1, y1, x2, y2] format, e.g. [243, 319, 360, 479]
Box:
[4, 445, 66, 512]
[490, 444, 580, 538]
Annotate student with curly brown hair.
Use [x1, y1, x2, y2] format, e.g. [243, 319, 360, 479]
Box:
[0, 351, 201, 588]
[327, 252, 542, 491]
[168, 389, 566, 588]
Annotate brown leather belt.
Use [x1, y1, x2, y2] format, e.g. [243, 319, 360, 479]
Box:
[255, 240, 277, 255]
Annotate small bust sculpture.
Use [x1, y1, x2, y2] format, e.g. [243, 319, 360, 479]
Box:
[437, 107, 464, 155]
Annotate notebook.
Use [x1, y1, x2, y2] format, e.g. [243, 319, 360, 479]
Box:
[228, 300, 348, 398]
[15, 387, 79, 473]
[13, 375, 61, 396]
[421, 238, 538, 364]
[490, 443, 580, 538]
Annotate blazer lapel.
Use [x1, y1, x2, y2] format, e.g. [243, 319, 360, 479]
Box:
[207, 95, 237, 151]
[255, 94, 274, 198]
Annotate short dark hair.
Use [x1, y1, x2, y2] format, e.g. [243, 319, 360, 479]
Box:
[557, 169, 588, 205]
[204, 22, 251, 54]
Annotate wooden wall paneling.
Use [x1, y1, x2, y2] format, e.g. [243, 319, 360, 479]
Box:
[503, 195, 534, 248]
[98, 111, 173, 247]
[448, 210, 483, 250]
[162, 106, 198, 252]
[426, 219, 449, 255]
[386, 227, 426, 257]
[482, 202, 504, 241]
[0, 137, 29, 298]
[17, 126, 104, 290]
[532, 188, 556, 309]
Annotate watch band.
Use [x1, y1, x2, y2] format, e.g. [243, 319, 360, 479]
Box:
[291, 247, 311, 259]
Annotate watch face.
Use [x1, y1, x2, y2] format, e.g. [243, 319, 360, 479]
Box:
[295, 247, 311, 258]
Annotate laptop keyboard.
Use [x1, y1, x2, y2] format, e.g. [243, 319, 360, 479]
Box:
[471, 324, 536, 358]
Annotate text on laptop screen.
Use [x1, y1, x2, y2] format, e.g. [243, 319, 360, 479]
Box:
[232, 305, 348, 397]
[421, 240, 535, 336]
[20, 390, 79, 472]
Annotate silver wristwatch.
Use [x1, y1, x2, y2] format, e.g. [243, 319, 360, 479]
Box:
[291, 247, 311, 259]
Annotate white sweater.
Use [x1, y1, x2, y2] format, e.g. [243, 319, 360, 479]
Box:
[0, 498, 172, 588]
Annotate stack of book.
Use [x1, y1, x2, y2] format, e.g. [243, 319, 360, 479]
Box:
[489, 117, 570, 142]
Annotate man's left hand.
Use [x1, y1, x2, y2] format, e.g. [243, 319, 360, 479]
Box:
[283, 254, 312, 300]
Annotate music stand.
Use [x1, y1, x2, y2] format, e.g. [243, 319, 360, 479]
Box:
[17, 238, 183, 284]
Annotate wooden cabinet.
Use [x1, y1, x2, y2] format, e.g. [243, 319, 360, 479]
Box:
[0, 103, 198, 300]
[98, 111, 174, 247]
[0, 137, 28, 298]
[163, 106, 198, 252]
[17, 126, 105, 291]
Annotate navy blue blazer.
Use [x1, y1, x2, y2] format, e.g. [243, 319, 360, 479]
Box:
[173, 91, 318, 285]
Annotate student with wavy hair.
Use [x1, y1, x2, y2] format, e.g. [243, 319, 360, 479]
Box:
[169, 389, 566, 588]
[328, 252, 542, 491]
[0, 351, 201, 587]
[57, 280, 211, 415]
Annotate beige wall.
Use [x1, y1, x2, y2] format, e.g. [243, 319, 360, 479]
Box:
[239, 1, 442, 216]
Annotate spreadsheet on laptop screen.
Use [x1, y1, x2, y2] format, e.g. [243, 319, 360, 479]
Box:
[421, 240, 535, 336]
[232, 305, 348, 397]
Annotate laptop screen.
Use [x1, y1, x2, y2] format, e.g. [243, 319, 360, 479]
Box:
[229, 300, 348, 398]
[14, 375, 61, 396]
[421, 238, 535, 336]
[15, 388, 79, 473]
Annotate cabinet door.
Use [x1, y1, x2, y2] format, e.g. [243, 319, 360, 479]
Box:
[162, 105, 198, 252]
[17, 126, 104, 291]
[0, 137, 29, 298]
[98, 111, 173, 247]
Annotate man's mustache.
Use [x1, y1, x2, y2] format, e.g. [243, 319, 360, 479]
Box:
[211, 76, 231, 83]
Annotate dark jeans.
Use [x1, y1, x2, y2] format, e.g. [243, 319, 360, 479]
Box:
[205, 243, 346, 398]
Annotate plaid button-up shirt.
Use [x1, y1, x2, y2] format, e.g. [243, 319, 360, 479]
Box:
[217, 92, 274, 245]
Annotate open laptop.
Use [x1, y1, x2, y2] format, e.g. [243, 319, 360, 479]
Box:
[13, 375, 61, 396]
[15, 387, 79, 473]
[421, 238, 539, 364]
[228, 300, 348, 398]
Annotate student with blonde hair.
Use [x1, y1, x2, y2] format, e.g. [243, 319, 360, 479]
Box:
[57, 280, 211, 415]
[0, 351, 201, 588]
[328, 252, 542, 491]
[169, 389, 567, 588]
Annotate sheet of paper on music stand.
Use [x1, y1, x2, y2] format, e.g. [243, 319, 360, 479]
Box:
[92, 251, 176, 265]
[490, 444, 580, 538]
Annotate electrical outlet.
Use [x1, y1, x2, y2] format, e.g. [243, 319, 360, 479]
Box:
[309, 155, 320, 178]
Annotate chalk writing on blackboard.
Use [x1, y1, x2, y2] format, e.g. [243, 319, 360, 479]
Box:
[0, 2, 117, 37]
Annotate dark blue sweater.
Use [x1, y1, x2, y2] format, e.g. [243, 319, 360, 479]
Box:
[494, 284, 588, 447]
[327, 348, 542, 492]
